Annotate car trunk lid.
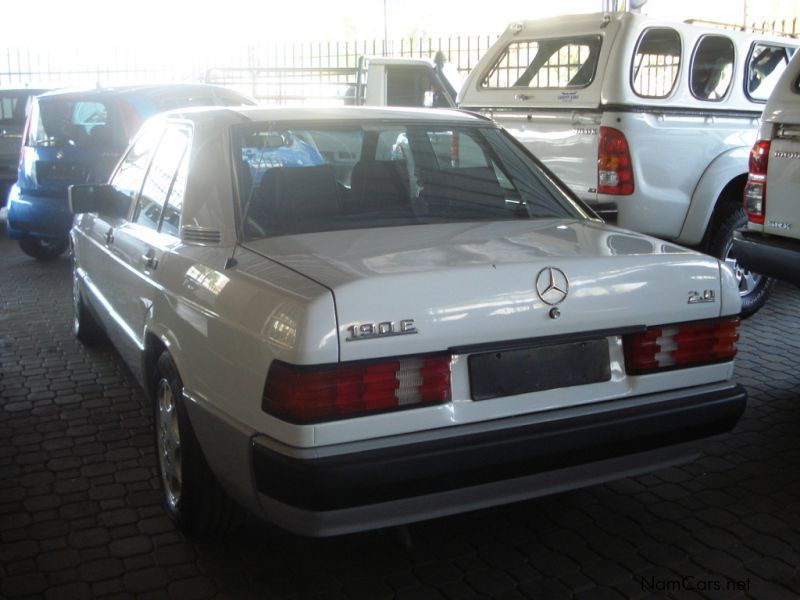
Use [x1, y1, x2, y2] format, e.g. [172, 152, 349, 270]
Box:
[243, 220, 724, 362]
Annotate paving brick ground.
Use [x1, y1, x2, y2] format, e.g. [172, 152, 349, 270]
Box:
[1, 229, 800, 599]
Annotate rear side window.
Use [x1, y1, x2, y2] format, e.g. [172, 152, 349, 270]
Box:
[690, 35, 735, 101]
[481, 36, 602, 89]
[632, 28, 682, 98]
[747, 43, 791, 101]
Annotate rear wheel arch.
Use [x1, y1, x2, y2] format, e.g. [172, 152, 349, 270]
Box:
[152, 347, 244, 537]
[703, 174, 748, 248]
[678, 147, 750, 246]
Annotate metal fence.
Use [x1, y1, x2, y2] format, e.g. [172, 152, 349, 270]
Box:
[1, 18, 797, 90]
[0, 36, 498, 89]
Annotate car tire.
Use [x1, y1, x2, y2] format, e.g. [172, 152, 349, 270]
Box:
[72, 268, 106, 345]
[154, 351, 244, 537]
[18, 236, 69, 260]
[706, 205, 774, 318]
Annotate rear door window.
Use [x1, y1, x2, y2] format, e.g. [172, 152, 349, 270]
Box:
[690, 35, 735, 101]
[747, 43, 792, 101]
[631, 28, 682, 98]
[133, 127, 191, 230]
[481, 36, 602, 89]
[109, 125, 164, 214]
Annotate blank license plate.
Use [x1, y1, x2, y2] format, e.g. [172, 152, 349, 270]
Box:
[469, 339, 611, 401]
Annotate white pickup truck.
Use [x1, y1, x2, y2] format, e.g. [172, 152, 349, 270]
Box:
[459, 11, 798, 316]
[734, 48, 800, 286]
[205, 56, 458, 109]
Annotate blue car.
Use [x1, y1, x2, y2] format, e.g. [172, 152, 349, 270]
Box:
[6, 84, 255, 259]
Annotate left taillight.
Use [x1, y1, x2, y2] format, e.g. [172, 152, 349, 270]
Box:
[744, 139, 770, 225]
[622, 317, 740, 375]
[262, 354, 452, 423]
[598, 126, 634, 195]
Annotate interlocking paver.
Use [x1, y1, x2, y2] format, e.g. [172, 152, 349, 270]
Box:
[2, 230, 800, 598]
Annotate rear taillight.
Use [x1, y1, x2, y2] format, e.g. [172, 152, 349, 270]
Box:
[744, 140, 770, 224]
[262, 354, 452, 423]
[598, 126, 634, 195]
[623, 317, 739, 375]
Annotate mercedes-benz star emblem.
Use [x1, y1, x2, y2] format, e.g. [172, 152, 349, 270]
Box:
[535, 267, 569, 306]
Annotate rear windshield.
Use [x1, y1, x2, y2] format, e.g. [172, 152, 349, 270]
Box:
[0, 91, 36, 126]
[235, 121, 586, 239]
[27, 96, 124, 149]
[481, 36, 602, 89]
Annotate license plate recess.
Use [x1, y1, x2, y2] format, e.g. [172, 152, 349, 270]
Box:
[469, 338, 611, 401]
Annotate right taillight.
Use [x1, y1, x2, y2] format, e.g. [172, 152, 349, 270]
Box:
[744, 140, 770, 224]
[262, 354, 452, 423]
[623, 317, 740, 375]
[598, 126, 634, 195]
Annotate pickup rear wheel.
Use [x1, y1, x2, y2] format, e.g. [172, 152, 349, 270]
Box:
[18, 236, 69, 260]
[706, 205, 774, 317]
[153, 351, 244, 537]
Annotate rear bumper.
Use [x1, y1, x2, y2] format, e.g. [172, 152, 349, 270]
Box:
[733, 229, 800, 287]
[6, 186, 72, 240]
[251, 381, 745, 535]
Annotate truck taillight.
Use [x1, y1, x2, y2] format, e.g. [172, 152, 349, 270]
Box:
[598, 126, 634, 195]
[622, 317, 739, 375]
[744, 140, 770, 225]
[262, 354, 451, 423]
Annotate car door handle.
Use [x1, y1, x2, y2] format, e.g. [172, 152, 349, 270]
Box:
[105, 227, 114, 245]
[141, 250, 158, 271]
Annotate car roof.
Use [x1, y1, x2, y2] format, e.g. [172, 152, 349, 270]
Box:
[0, 88, 49, 95]
[36, 83, 243, 101]
[164, 105, 492, 125]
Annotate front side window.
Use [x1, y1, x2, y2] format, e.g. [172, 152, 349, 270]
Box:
[481, 36, 602, 89]
[236, 121, 586, 240]
[632, 28, 682, 98]
[748, 43, 791, 101]
[133, 127, 191, 230]
[691, 35, 735, 101]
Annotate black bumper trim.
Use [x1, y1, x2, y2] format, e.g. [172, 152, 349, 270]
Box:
[252, 384, 746, 511]
[733, 230, 800, 286]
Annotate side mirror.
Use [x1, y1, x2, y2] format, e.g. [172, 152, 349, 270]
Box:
[69, 184, 130, 219]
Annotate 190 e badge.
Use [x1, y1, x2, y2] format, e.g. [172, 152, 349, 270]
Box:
[347, 319, 417, 341]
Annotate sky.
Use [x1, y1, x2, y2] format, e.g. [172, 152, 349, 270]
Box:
[4, 0, 799, 49]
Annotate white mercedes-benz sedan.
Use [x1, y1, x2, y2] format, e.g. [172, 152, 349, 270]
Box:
[69, 106, 746, 537]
